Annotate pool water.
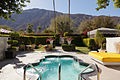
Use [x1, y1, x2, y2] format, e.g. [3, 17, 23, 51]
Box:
[27, 57, 93, 80]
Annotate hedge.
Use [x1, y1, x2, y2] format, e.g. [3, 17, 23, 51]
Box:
[19, 36, 53, 45]
[83, 38, 98, 50]
[19, 34, 85, 46]
[0, 34, 9, 37]
[0, 33, 88, 46]
[88, 39, 98, 50]
[62, 44, 75, 51]
[83, 38, 95, 47]
[7, 40, 18, 46]
[23, 33, 57, 36]
[64, 36, 84, 46]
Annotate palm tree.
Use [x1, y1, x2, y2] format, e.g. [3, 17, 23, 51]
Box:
[69, 0, 70, 32]
[52, 0, 70, 33]
[37, 26, 42, 33]
[53, 0, 56, 33]
[69, 0, 70, 29]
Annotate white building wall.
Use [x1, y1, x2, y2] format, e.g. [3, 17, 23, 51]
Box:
[106, 37, 120, 53]
[0, 37, 8, 60]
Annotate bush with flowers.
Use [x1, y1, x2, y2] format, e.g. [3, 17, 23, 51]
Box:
[46, 37, 55, 45]
[45, 37, 55, 51]
[66, 37, 73, 45]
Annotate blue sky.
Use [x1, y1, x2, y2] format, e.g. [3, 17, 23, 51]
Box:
[23, 0, 120, 17]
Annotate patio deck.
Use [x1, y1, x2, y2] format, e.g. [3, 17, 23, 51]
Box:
[0, 48, 120, 80]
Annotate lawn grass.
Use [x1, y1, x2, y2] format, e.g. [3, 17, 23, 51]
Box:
[34, 46, 45, 51]
[76, 47, 89, 50]
[34, 46, 90, 54]
[76, 52, 88, 54]
[76, 46, 90, 54]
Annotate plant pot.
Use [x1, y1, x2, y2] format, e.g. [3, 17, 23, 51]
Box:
[5, 50, 16, 59]
[44, 44, 53, 51]
[98, 49, 106, 53]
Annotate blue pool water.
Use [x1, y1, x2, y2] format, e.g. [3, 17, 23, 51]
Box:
[27, 56, 94, 80]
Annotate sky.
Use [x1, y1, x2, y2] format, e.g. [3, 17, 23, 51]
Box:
[23, 0, 120, 17]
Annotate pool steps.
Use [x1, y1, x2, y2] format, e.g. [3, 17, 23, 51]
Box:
[59, 63, 61, 80]
[78, 63, 100, 80]
[23, 63, 42, 80]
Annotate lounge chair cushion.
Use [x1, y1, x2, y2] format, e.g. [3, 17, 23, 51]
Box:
[89, 52, 120, 62]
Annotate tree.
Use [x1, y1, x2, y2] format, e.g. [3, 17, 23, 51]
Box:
[78, 16, 114, 33]
[78, 20, 94, 34]
[19, 28, 24, 34]
[42, 29, 54, 33]
[0, 0, 30, 20]
[96, 0, 120, 10]
[26, 24, 34, 33]
[37, 26, 42, 33]
[93, 16, 114, 29]
[49, 15, 75, 33]
[116, 23, 120, 36]
[95, 30, 104, 49]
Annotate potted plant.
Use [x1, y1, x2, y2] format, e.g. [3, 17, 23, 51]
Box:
[44, 44, 53, 51]
[5, 34, 18, 59]
[46, 37, 55, 48]
[46, 37, 55, 45]
[95, 31, 106, 52]
[66, 37, 73, 45]
[5, 47, 17, 59]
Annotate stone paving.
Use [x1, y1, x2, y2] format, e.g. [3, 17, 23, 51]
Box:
[0, 47, 120, 80]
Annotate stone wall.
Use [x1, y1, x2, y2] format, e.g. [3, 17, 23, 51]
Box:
[106, 37, 120, 53]
[0, 37, 8, 60]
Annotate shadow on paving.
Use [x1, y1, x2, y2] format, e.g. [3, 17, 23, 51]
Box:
[75, 49, 88, 54]
[0, 51, 36, 70]
[17, 51, 34, 56]
[105, 65, 120, 71]
[0, 57, 25, 70]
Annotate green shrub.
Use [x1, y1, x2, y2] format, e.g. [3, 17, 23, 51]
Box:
[102, 43, 106, 50]
[102, 37, 106, 43]
[0, 34, 9, 37]
[7, 47, 17, 51]
[62, 44, 75, 51]
[54, 34, 60, 46]
[10, 32, 20, 40]
[83, 38, 96, 47]
[19, 36, 35, 45]
[7, 40, 18, 46]
[88, 39, 98, 50]
[64, 36, 84, 46]
[23, 33, 57, 36]
[71, 36, 84, 46]
[35, 37, 49, 45]
[19, 36, 54, 45]
[64, 33, 82, 36]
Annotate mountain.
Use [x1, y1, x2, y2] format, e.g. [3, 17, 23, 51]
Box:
[0, 8, 120, 31]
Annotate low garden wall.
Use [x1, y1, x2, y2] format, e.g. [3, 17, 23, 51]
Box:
[0, 37, 8, 60]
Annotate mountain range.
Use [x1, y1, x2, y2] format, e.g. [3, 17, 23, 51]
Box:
[0, 8, 120, 31]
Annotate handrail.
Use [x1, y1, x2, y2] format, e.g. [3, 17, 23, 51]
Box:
[78, 63, 100, 80]
[59, 63, 61, 80]
[23, 63, 42, 80]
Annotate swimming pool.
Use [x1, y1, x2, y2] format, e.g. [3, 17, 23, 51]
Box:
[24, 55, 95, 80]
